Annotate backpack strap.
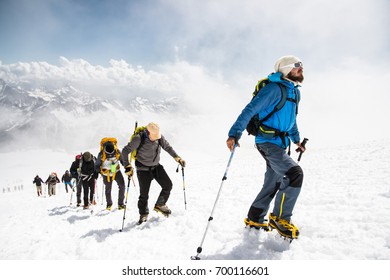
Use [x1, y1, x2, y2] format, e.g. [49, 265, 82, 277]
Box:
[256, 84, 298, 150]
[134, 131, 147, 166]
[259, 84, 287, 124]
[290, 88, 300, 114]
[135, 132, 161, 167]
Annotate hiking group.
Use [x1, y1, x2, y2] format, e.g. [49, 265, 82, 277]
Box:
[33, 55, 307, 242]
[57, 122, 185, 225]
[33, 173, 60, 197]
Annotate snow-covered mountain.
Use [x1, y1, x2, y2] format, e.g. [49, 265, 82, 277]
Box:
[0, 79, 180, 151]
[130, 96, 180, 113]
[0, 79, 107, 129]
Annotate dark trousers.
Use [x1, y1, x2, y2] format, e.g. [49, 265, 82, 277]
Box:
[103, 171, 126, 207]
[64, 182, 72, 193]
[82, 179, 95, 206]
[136, 164, 172, 215]
[75, 179, 83, 204]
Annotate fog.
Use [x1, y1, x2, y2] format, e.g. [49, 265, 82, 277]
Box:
[1, 0, 389, 152]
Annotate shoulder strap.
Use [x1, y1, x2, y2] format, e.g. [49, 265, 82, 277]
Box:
[260, 84, 287, 124]
[135, 133, 161, 164]
[291, 88, 300, 114]
[78, 158, 83, 172]
[138, 131, 147, 150]
[131, 130, 147, 161]
[152, 139, 161, 162]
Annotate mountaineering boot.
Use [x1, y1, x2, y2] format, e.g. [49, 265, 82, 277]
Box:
[118, 205, 126, 210]
[269, 213, 300, 239]
[137, 214, 148, 225]
[244, 218, 269, 231]
[106, 205, 112, 211]
[154, 204, 171, 217]
[83, 205, 89, 210]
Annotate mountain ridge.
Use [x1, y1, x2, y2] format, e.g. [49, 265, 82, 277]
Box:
[0, 79, 180, 151]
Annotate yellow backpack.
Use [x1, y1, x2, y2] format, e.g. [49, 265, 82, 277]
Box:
[129, 126, 147, 161]
[100, 137, 120, 182]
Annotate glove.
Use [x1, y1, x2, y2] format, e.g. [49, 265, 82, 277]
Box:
[125, 165, 134, 177]
[174, 156, 186, 167]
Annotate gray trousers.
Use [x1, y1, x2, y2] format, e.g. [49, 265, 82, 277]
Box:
[249, 142, 304, 222]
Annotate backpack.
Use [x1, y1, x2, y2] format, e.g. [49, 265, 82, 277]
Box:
[129, 126, 147, 161]
[129, 125, 161, 164]
[99, 138, 120, 182]
[100, 137, 120, 161]
[79, 153, 97, 181]
[245, 77, 290, 137]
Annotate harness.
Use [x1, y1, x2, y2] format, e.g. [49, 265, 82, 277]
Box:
[100, 157, 120, 182]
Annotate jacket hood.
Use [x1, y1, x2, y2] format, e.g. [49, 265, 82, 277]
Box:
[268, 72, 298, 88]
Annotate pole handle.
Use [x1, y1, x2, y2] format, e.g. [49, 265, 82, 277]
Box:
[297, 137, 309, 162]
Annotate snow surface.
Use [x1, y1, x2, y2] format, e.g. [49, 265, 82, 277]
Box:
[1, 138, 390, 259]
[1, 137, 389, 279]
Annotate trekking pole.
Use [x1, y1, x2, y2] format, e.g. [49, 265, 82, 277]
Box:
[176, 164, 187, 210]
[297, 137, 309, 162]
[70, 185, 74, 205]
[119, 177, 131, 232]
[191, 144, 237, 260]
[94, 179, 99, 204]
[119, 174, 137, 232]
[101, 178, 105, 205]
[119, 120, 138, 232]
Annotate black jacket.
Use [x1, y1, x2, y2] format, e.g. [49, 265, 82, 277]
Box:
[33, 176, 44, 186]
[80, 158, 98, 181]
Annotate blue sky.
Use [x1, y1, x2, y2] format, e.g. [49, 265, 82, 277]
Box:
[1, 0, 388, 76]
[0, 0, 170, 65]
[0, 0, 390, 145]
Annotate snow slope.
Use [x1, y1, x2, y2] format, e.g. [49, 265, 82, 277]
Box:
[1, 139, 390, 261]
[0, 138, 389, 279]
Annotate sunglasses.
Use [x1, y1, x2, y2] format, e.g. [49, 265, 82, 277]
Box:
[280, 61, 303, 69]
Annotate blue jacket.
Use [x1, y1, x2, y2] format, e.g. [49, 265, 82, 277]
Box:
[228, 72, 301, 148]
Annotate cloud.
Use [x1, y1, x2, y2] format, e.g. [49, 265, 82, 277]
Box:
[140, 0, 390, 78]
[1, 0, 389, 149]
[2, 0, 389, 73]
[1, 52, 390, 150]
[0, 57, 178, 95]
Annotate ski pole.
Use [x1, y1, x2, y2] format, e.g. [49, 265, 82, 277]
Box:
[297, 137, 309, 162]
[176, 164, 187, 210]
[191, 144, 237, 260]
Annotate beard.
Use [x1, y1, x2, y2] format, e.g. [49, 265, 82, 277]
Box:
[287, 70, 304, 83]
